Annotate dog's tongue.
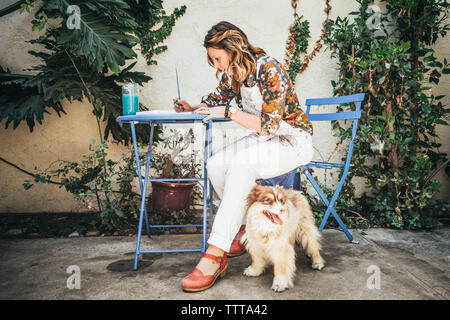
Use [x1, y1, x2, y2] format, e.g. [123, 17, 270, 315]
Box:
[272, 213, 283, 225]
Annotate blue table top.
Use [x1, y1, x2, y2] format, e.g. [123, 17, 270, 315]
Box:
[116, 112, 232, 124]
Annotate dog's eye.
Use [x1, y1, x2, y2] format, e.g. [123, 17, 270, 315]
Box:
[263, 198, 272, 204]
[276, 194, 285, 203]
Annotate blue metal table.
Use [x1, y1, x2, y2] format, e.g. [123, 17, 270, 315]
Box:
[116, 113, 230, 270]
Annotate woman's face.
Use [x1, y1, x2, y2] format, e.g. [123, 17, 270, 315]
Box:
[207, 47, 232, 74]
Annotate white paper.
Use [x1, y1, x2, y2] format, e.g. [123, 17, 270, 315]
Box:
[136, 110, 193, 115]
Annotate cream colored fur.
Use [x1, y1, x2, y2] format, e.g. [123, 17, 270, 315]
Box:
[243, 185, 325, 292]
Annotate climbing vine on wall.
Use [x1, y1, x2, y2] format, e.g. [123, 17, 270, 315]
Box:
[284, 0, 332, 83]
[324, 0, 450, 230]
[284, 0, 450, 230]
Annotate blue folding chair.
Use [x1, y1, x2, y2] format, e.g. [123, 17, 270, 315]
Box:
[256, 93, 365, 244]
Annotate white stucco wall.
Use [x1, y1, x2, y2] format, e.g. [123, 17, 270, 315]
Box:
[0, 0, 448, 213]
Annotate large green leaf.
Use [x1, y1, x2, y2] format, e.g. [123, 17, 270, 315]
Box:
[41, 0, 138, 74]
[1, 0, 184, 144]
[0, 66, 66, 132]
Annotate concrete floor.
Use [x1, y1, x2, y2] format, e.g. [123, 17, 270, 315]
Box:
[0, 228, 448, 300]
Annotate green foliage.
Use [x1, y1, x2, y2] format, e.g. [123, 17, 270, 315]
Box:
[149, 128, 204, 225]
[145, 207, 197, 235]
[5, 0, 187, 232]
[0, 0, 186, 145]
[40, 0, 139, 74]
[132, 1, 187, 66]
[322, 0, 449, 229]
[286, 14, 310, 84]
[0, 65, 66, 132]
[22, 128, 203, 231]
[23, 140, 146, 231]
[152, 128, 202, 179]
[302, 179, 370, 230]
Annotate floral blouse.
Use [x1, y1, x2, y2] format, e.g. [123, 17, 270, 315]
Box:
[200, 55, 313, 136]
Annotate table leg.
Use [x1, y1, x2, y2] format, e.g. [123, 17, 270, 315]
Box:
[207, 121, 214, 232]
[142, 124, 155, 238]
[208, 174, 213, 232]
[201, 121, 211, 252]
[130, 121, 153, 270]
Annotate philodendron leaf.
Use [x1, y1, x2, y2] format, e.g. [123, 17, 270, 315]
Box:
[43, 0, 138, 74]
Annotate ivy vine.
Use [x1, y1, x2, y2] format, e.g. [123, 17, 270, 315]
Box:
[284, 0, 332, 83]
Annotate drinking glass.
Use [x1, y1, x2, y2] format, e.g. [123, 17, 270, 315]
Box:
[122, 82, 139, 115]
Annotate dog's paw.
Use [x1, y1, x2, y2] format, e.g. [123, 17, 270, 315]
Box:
[312, 262, 325, 270]
[243, 266, 263, 277]
[271, 276, 293, 293]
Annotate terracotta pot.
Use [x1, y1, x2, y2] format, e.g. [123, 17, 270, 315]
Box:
[150, 180, 196, 212]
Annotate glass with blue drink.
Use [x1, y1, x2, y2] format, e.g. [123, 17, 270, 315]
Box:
[122, 82, 139, 115]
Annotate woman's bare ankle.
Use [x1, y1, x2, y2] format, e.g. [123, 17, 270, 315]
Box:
[206, 245, 225, 256]
[196, 245, 224, 276]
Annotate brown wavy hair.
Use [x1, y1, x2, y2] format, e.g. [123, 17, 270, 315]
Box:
[204, 21, 266, 93]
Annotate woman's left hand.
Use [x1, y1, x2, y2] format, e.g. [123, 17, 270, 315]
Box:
[194, 106, 226, 122]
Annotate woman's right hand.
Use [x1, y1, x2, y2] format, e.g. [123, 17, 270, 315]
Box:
[173, 98, 192, 112]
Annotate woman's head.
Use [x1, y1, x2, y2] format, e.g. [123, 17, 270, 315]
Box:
[204, 21, 266, 92]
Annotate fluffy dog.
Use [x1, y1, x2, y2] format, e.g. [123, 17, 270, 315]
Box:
[242, 184, 325, 292]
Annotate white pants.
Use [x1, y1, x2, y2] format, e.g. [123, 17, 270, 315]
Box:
[206, 129, 314, 252]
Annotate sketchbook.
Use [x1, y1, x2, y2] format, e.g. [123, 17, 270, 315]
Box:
[136, 110, 193, 115]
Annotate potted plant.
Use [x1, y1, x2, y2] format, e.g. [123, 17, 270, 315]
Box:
[149, 128, 202, 214]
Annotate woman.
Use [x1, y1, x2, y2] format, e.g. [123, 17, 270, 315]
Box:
[173, 21, 314, 292]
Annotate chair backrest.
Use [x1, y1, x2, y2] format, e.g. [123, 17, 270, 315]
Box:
[305, 93, 364, 121]
[305, 92, 365, 174]
[256, 93, 365, 189]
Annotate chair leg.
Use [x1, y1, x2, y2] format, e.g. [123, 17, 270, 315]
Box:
[320, 204, 359, 244]
[303, 169, 358, 244]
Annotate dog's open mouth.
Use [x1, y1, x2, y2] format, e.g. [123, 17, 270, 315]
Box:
[263, 210, 283, 225]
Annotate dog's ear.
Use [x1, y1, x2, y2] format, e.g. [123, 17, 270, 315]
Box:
[275, 185, 289, 201]
[245, 184, 266, 208]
